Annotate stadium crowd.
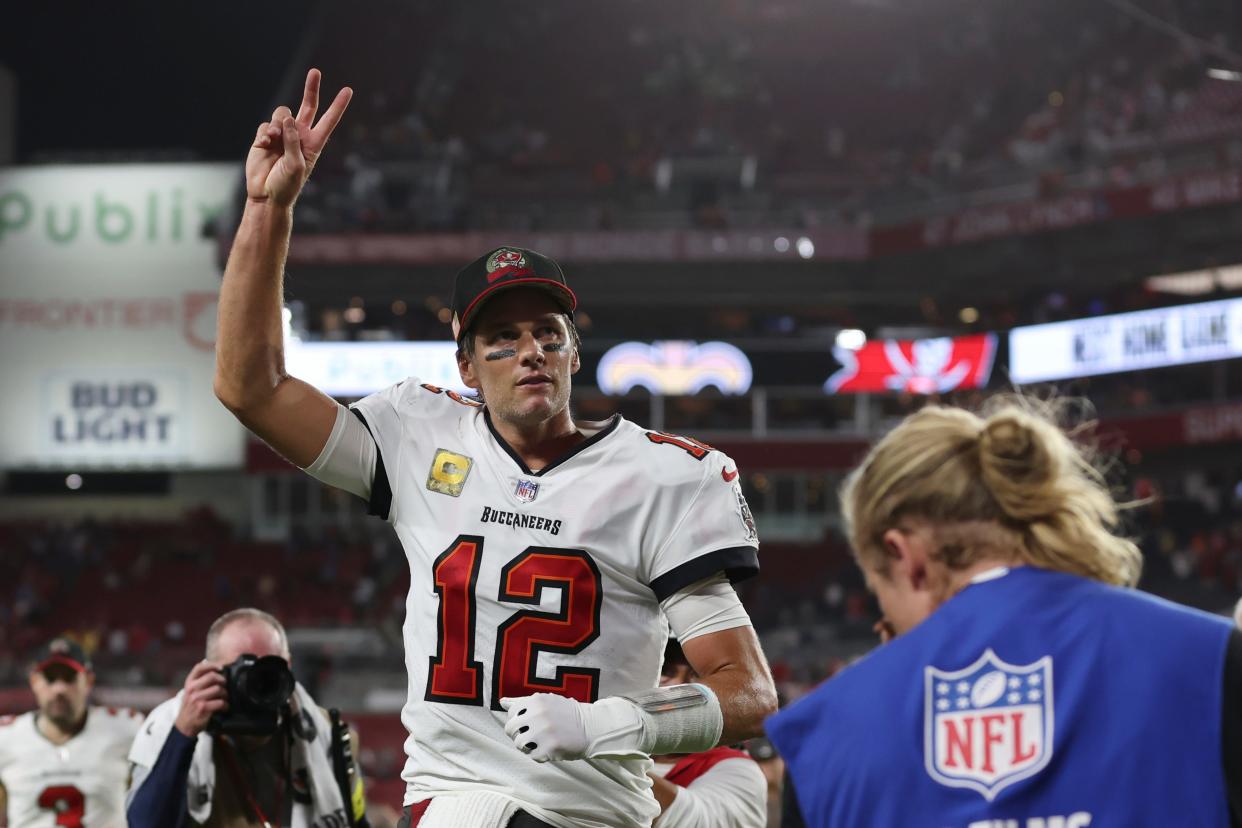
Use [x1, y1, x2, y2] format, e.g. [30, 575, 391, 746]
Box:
[3, 453, 1239, 699]
[284, 0, 1242, 234]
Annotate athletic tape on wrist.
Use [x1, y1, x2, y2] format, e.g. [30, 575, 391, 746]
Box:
[620, 682, 710, 713]
[619, 683, 723, 756]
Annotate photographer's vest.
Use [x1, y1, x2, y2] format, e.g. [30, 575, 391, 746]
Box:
[766, 566, 1233, 827]
[203, 735, 291, 828]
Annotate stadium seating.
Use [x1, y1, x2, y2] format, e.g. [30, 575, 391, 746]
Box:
[290, 0, 1242, 233]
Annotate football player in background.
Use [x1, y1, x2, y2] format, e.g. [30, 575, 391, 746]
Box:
[0, 638, 142, 828]
[213, 68, 776, 828]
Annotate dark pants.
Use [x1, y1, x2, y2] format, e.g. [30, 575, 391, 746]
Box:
[398, 801, 556, 828]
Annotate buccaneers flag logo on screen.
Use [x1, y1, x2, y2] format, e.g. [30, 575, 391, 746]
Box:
[826, 334, 997, 394]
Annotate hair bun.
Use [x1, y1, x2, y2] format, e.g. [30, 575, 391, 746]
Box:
[981, 415, 1036, 464]
[978, 410, 1057, 519]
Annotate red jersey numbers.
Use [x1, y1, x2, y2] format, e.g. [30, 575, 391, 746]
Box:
[424, 536, 602, 710]
[426, 537, 486, 705]
[38, 785, 85, 828]
[492, 549, 602, 709]
[645, 431, 714, 461]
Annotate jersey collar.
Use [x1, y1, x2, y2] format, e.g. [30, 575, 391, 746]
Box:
[483, 409, 622, 477]
[968, 565, 1011, 585]
[32, 708, 89, 747]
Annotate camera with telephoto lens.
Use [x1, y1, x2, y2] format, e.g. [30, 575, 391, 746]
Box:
[207, 653, 295, 736]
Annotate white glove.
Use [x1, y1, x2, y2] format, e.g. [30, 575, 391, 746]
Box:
[499, 693, 646, 762]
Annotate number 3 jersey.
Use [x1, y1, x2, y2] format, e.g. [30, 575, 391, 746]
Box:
[349, 380, 760, 828]
[0, 707, 143, 828]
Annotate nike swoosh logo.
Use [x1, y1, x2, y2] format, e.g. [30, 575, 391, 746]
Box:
[721, 468, 738, 482]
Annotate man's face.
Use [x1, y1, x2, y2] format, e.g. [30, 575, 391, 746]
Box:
[29, 664, 92, 731]
[212, 620, 289, 666]
[458, 289, 579, 428]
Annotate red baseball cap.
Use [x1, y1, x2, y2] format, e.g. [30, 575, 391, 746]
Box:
[450, 246, 577, 342]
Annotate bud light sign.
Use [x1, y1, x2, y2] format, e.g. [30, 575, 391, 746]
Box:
[826, 334, 997, 394]
[41, 373, 185, 466]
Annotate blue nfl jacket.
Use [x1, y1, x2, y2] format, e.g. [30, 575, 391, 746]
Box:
[766, 566, 1234, 828]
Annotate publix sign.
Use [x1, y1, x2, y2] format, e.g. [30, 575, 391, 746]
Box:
[0, 172, 230, 248]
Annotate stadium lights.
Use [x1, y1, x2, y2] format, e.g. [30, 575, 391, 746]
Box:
[1145, 264, 1242, 296]
[1207, 68, 1242, 82]
[835, 329, 867, 351]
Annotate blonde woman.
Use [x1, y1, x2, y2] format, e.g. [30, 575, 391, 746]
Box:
[766, 400, 1242, 827]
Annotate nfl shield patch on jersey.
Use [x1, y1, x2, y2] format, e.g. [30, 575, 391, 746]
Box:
[514, 478, 539, 503]
[427, 449, 473, 497]
[924, 649, 1053, 800]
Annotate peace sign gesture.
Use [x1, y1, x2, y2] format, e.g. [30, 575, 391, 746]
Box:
[246, 68, 352, 208]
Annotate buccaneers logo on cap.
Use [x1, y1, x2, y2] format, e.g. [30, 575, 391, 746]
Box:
[485, 248, 529, 283]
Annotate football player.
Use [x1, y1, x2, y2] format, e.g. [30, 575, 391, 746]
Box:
[0, 638, 142, 828]
[214, 68, 777, 828]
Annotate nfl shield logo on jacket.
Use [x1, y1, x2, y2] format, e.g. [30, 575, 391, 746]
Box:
[925, 648, 1054, 801]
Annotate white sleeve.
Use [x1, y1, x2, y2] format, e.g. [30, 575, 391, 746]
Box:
[660, 574, 753, 643]
[656, 758, 768, 828]
[647, 453, 759, 602]
[347, 379, 419, 522]
[303, 403, 378, 501]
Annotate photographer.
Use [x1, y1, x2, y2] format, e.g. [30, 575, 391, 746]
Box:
[126, 608, 369, 828]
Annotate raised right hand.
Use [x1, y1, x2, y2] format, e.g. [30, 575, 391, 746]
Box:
[174, 660, 228, 738]
[246, 68, 352, 208]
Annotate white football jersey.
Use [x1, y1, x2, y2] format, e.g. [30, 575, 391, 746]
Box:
[0, 707, 143, 828]
[349, 380, 760, 828]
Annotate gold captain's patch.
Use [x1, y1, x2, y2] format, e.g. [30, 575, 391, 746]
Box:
[426, 449, 473, 497]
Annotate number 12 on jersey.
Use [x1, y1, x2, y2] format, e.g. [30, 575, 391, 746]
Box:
[425, 535, 603, 711]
